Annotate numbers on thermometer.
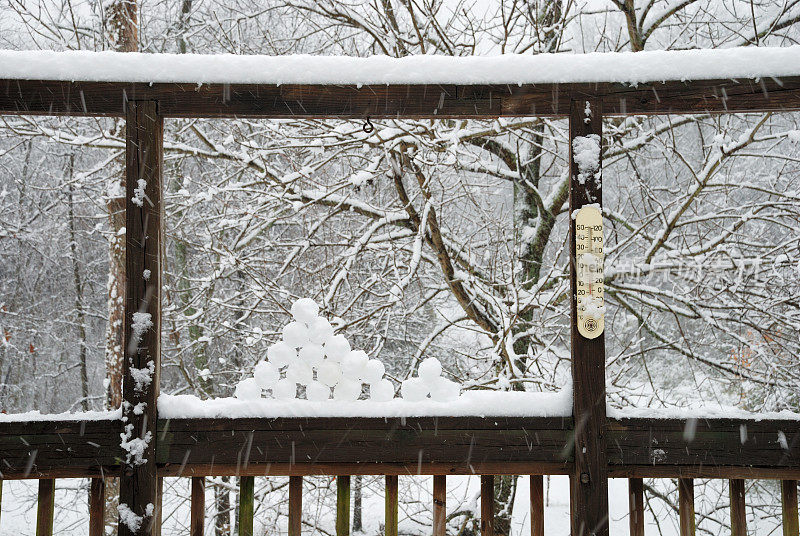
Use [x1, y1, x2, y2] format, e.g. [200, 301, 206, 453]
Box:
[575, 206, 605, 339]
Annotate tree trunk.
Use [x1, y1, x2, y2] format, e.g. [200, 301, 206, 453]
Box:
[215, 477, 231, 536]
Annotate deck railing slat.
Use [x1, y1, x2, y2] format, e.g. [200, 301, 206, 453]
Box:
[190, 477, 204, 536]
[433, 475, 446, 536]
[783, 480, 799, 536]
[481, 475, 494, 536]
[336, 475, 350, 536]
[530, 475, 544, 536]
[89, 478, 105, 536]
[36, 479, 55, 536]
[730, 479, 747, 536]
[679, 478, 695, 536]
[238, 476, 254, 536]
[628, 478, 644, 536]
[385, 475, 398, 536]
[289, 476, 302, 536]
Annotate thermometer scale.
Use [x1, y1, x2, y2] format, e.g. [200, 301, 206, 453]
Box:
[575, 205, 605, 339]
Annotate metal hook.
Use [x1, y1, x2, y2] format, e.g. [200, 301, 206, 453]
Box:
[362, 116, 374, 133]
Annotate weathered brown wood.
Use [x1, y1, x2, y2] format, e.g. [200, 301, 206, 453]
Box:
[783, 480, 799, 536]
[481, 475, 494, 536]
[289, 476, 302, 536]
[118, 100, 163, 536]
[628, 478, 644, 536]
[190, 477, 204, 536]
[385, 475, 398, 536]
[89, 478, 106, 536]
[730, 479, 747, 536]
[433, 475, 446, 536]
[569, 97, 609, 536]
[336, 476, 350, 536]
[239, 476, 254, 536]
[155, 477, 163, 536]
[0, 478, 3, 527]
[679, 478, 695, 536]
[2, 77, 800, 118]
[530, 475, 544, 536]
[36, 479, 55, 536]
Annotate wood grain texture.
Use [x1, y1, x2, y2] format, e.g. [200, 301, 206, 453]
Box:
[89, 478, 106, 536]
[289, 476, 302, 536]
[2, 77, 800, 118]
[36, 479, 55, 536]
[530, 475, 544, 536]
[730, 479, 747, 536]
[385, 475, 398, 536]
[679, 478, 695, 536]
[481, 475, 494, 536]
[783, 480, 799, 536]
[628, 478, 644, 536]
[238, 476, 254, 536]
[433, 475, 446, 536]
[190, 477, 204, 536]
[336, 476, 350, 536]
[118, 100, 163, 536]
[569, 97, 609, 536]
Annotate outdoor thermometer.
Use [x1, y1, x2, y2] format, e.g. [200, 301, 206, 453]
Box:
[575, 205, 605, 339]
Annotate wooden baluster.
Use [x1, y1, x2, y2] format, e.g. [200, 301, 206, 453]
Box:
[36, 479, 55, 536]
[155, 477, 163, 536]
[481, 475, 494, 536]
[239, 476, 254, 536]
[730, 479, 747, 536]
[679, 478, 695, 536]
[433, 475, 446, 536]
[385, 475, 398, 536]
[629, 478, 644, 536]
[783, 480, 799, 536]
[336, 476, 350, 536]
[190, 477, 205, 536]
[289, 476, 302, 536]
[89, 478, 105, 536]
[530, 475, 544, 536]
[0, 479, 4, 529]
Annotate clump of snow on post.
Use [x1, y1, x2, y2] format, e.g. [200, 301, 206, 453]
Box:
[233, 298, 461, 403]
[572, 134, 601, 185]
[118, 503, 154, 533]
[119, 423, 152, 466]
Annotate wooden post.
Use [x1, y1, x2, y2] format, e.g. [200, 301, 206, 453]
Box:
[119, 100, 163, 536]
[238, 476, 254, 536]
[190, 477, 205, 536]
[289, 476, 302, 536]
[730, 479, 747, 536]
[36, 479, 55, 536]
[783, 480, 799, 536]
[336, 476, 350, 536]
[385, 475, 398, 536]
[481, 475, 494, 536]
[433, 475, 446, 536]
[568, 97, 609, 536]
[89, 478, 106, 536]
[628, 478, 644, 536]
[530, 475, 544, 536]
[679, 478, 695, 536]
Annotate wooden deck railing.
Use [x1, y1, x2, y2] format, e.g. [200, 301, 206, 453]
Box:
[1, 63, 800, 535]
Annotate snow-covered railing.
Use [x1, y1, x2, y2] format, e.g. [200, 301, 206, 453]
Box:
[1, 48, 800, 536]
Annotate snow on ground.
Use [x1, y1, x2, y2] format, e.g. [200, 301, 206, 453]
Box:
[1, 47, 799, 86]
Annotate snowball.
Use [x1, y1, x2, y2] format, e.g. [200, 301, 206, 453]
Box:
[234, 378, 261, 400]
[291, 298, 319, 323]
[317, 360, 342, 387]
[401, 377, 429, 402]
[418, 358, 442, 381]
[341, 350, 369, 381]
[267, 341, 296, 368]
[334, 378, 362, 401]
[283, 321, 310, 348]
[273, 378, 297, 399]
[306, 381, 330, 402]
[285, 361, 313, 385]
[369, 379, 395, 402]
[307, 316, 335, 345]
[299, 344, 325, 367]
[361, 359, 385, 384]
[253, 361, 279, 389]
[429, 377, 460, 402]
[323, 334, 351, 361]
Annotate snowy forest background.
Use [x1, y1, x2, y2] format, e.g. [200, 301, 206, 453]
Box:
[1, 0, 800, 534]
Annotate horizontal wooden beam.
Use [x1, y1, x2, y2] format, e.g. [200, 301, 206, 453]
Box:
[1, 415, 797, 479]
[2, 77, 800, 118]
